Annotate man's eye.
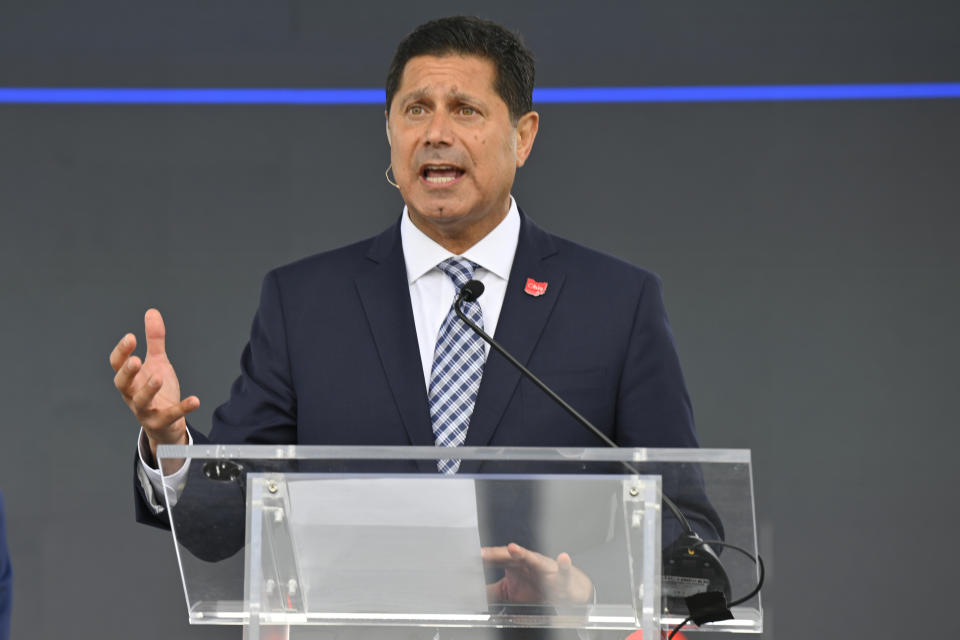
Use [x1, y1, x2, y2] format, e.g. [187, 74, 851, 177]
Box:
[408, 105, 424, 115]
[460, 107, 476, 116]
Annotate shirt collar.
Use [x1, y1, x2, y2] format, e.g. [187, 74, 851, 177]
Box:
[400, 196, 521, 284]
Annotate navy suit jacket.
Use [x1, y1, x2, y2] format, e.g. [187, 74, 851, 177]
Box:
[0, 491, 11, 640]
[136, 212, 706, 534]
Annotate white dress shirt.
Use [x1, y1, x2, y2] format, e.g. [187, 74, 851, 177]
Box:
[138, 197, 522, 510]
[402, 197, 520, 386]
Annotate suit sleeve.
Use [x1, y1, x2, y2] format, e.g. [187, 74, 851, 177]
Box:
[133, 424, 208, 529]
[0, 491, 11, 640]
[615, 272, 697, 448]
[616, 273, 724, 543]
[210, 269, 298, 445]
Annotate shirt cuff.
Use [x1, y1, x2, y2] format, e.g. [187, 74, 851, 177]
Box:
[136, 428, 193, 511]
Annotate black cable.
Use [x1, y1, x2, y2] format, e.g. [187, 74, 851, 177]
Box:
[697, 540, 765, 608]
[667, 616, 692, 640]
[666, 538, 765, 638]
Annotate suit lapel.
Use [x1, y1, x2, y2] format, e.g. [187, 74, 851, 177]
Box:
[354, 224, 436, 453]
[354, 214, 565, 469]
[464, 213, 565, 449]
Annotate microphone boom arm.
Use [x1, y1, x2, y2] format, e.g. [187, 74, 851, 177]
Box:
[453, 284, 695, 534]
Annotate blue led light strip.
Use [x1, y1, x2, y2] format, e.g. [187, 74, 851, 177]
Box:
[0, 84, 958, 105]
[535, 83, 960, 103]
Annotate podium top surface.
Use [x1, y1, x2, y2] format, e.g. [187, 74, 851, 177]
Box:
[158, 444, 751, 464]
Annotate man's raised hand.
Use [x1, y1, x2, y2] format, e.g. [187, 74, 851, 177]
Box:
[110, 309, 198, 469]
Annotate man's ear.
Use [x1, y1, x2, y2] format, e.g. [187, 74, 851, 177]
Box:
[385, 112, 392, 146]
[515, 111, 539, 168]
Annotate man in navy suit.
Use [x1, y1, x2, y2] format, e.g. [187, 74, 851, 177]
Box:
[111, 16, 709, 608]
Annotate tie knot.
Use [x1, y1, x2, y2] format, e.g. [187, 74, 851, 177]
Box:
[437, 257, 477, 290]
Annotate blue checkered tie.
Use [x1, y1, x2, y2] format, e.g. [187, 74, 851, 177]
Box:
[428, 257, 486, 474]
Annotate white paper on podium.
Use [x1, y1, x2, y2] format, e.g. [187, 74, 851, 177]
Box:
[286, 477, 489, 615]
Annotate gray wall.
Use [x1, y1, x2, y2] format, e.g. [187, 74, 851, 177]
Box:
[1, 2, 958, 638]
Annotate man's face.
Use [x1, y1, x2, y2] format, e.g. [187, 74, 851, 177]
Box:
[386, 54, 538, 247]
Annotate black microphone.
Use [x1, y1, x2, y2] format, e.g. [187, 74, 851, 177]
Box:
[453, 280, 738, 621]
[459, 279, 485, 304]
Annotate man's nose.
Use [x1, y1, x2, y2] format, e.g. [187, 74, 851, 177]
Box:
[424, 111, 454, 146]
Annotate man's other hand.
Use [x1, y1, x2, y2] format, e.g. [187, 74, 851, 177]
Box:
[110, 308, 198, 473]
[482, 543, 593, 605]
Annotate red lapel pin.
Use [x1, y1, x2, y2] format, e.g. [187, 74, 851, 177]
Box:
[524, 278, 548, 297]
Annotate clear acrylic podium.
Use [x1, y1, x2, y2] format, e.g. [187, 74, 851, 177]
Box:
[157, 445, 761, 638]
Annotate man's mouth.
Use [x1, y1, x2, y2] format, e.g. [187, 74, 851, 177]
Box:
[420, 164, 465, 185]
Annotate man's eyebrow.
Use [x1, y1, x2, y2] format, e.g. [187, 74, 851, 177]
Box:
[447, 90, 485, 106]
[398, 88, 430, 105]
[397, 88, 486, 107]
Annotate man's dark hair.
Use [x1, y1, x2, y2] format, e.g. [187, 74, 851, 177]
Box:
[386, 16, 535, 123]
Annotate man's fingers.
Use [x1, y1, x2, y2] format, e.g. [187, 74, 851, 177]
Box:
[109, 334, 137, 372]
[508, 544, 556, 573]
[113, 355, 142, 395]
[506, 543, 529, 562]
[483, 544, 556, 573]
[130, 375, 163, 411]
[135, 391, 199, 431]
[481, 546, 516, 568]
[151, 397, 200, 428]
[144, 308, 167, 360]
[556, 552, 573, 575]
